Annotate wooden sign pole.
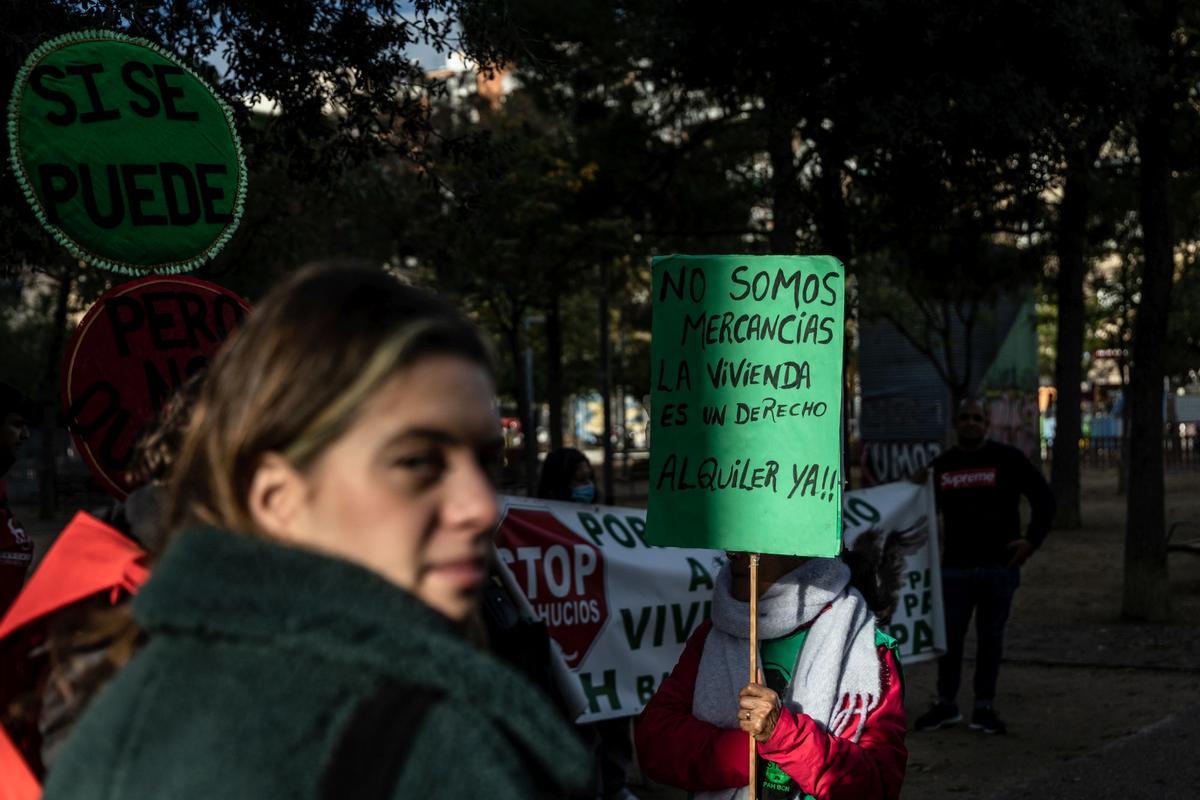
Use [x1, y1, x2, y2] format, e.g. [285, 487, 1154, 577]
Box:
[748, 553, 759, 800]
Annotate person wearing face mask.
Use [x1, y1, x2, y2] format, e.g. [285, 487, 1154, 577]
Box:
[913, 397, 1055, 736]
[634, 552, 908, 800]
[537, 447, 599, 505]
[41, 266, 591, 800]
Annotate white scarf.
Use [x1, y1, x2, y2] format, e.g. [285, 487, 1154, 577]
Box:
[691, 559, 880, 800]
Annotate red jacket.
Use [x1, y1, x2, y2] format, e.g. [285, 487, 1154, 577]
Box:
[635, 619, 907, 800]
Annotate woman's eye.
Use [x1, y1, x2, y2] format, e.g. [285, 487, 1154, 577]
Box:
[393, 453, 445, 475]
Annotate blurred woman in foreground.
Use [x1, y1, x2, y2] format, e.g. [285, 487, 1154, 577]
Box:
[43, 266, 590, 799]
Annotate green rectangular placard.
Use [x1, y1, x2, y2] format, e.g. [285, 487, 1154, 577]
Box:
[645, 254, 845, 556]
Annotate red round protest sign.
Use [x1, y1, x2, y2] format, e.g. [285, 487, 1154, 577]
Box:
[61, 275, 250, 498]
[496, 507, 608, 669]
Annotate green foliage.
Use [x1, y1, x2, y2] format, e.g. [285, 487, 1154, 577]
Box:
[0, 277, 54, 389]
[5, 0, 1200, 448]
[422, 87, 642, 402]
[1, 0, 491, 275]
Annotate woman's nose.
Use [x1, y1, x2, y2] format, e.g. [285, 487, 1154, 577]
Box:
[446, 458, 500, 533]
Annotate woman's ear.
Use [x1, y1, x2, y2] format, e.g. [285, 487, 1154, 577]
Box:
[247, 453, 308, 540]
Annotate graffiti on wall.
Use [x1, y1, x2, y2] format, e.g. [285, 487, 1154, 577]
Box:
[860, 441, 944, 486]
[984, 391, 1040, 461]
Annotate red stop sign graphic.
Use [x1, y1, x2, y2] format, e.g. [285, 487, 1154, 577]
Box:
[61, 276, 250, 499]
[496, 508, 607, 668]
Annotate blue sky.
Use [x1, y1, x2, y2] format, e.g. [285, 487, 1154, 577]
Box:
[204, 4, 459, 78]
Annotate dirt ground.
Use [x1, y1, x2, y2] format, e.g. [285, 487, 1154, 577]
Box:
[630, 468, 1200, 800]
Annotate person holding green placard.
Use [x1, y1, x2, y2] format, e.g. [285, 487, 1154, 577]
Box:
[635, 552, 907, 800]
[41, 266, 590, 800]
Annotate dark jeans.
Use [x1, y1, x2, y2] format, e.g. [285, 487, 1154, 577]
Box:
[936, 565, 1020, 706]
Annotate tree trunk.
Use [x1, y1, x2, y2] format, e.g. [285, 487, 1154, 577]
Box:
[1050, 150, 1092, 530]
[598, 261, 615, 503]
[545, 297, 564, 450]
[1123, 76, 1174, 621]
[1165, 391, 1180, 466]
[814, 135, 853, 263]
[38, 264, 74, 519]
[815, 137, 856, 490]
[843, 354, 855, 491]
[1118, 362, 1130, 494]
[507, 323, 539, 497]
[767, 101, 799, 254]
[1117, 280, 1133, 495]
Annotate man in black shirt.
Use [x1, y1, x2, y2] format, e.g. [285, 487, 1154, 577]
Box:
[914, 398, 1055, 735]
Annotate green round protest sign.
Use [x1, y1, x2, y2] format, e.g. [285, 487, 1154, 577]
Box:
[7, 30, 246, 275]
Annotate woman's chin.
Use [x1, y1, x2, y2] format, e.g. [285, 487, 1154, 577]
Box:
[420, 585, 482, 623]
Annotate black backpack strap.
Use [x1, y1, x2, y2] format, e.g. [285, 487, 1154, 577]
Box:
[320, 681, 442, 800]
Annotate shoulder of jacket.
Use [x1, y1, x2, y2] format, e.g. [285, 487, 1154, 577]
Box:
[987, 439, 1022, 457]
[873, 629, 905, 695]
[394, 699, 540, 795]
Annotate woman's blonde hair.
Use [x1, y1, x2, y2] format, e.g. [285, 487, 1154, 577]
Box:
[166, 265, 491, 534]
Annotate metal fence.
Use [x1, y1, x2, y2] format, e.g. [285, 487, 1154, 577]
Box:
[1043, 434, 1200, 469]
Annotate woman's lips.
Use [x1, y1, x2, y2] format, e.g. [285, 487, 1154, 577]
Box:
[428, 558, 486, 588]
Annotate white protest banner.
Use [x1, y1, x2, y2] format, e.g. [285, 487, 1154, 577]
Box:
[496, 479, 945, 723]
[840, 479, 946, 660]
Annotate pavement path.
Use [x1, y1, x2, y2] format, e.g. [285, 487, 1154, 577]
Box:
[989, 703, 1200, 800]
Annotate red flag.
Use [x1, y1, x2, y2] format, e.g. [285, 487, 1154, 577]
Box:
[0, 512, 148, 642]
[0, 725, 39, 800]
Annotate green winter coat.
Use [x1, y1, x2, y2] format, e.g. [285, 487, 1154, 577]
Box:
[42, 526, 592, 799]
